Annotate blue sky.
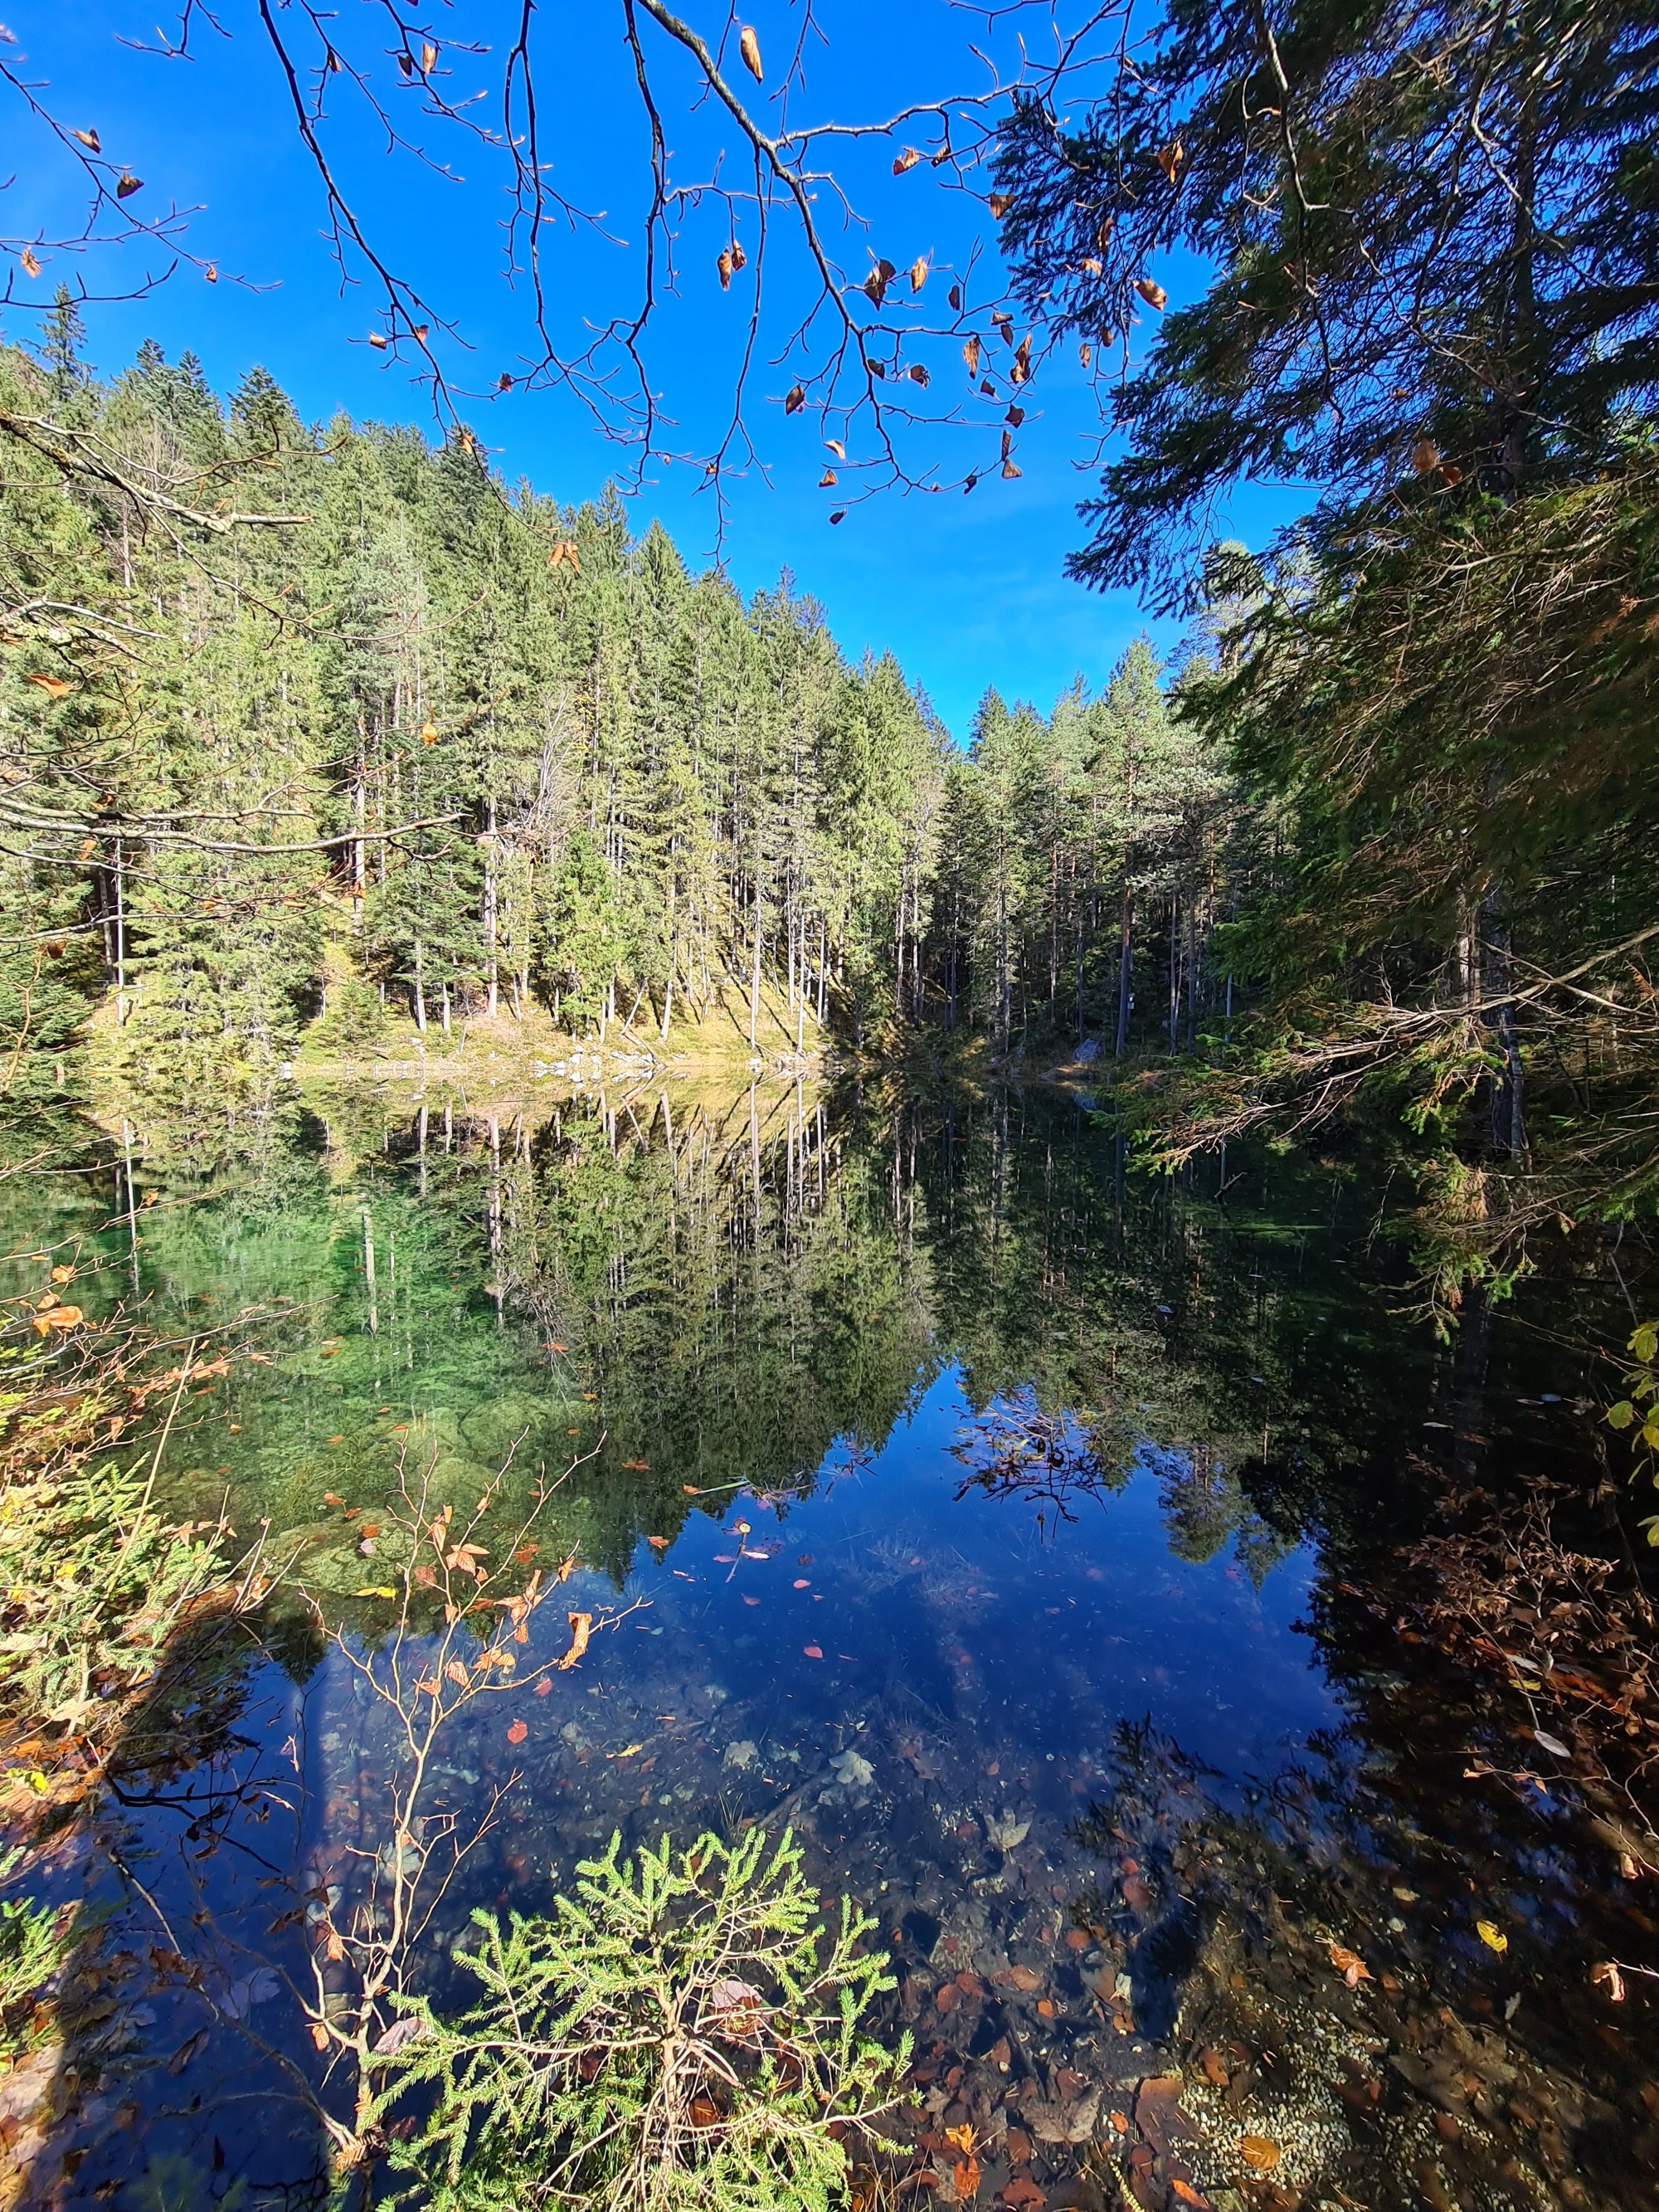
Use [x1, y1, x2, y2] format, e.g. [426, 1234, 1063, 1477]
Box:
[2, 0, 1304, 740]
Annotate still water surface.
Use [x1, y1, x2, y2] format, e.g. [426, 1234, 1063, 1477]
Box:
[7, 1084, 1656, 2210]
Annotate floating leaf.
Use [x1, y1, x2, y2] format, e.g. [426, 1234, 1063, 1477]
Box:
[1534, 1727, 1569, 1757]
[1476, 1918, 1508, 1953]
[803, 1643, 824, 1658]
[738, 23, 762, 80]
[557, 1611, 592, 1670]
[506, 1717, 528, 1745]
[535, 1677, 552, 1695]
[1327, 1941, 1370, 1985]
[1134, 276, 1167, 311]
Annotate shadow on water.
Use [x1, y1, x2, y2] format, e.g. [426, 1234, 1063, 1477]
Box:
[0, 1077, 1655, 2210]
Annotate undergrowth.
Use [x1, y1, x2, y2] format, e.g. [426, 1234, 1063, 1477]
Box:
[372, 1826, 907, 2212]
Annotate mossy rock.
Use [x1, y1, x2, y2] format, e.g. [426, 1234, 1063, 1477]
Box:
[459, 1392, 557, 1462]
[422, 1454, 501, 1508]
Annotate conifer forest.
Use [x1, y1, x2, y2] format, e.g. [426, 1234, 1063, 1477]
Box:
[2, 2, 1659, 2209]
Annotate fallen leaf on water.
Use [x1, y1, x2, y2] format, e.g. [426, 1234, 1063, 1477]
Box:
[953, 2157, 980, 2199]
[535, 1678, 552, 1696]
[623, 1459, 650, 1471]
[1000, 1963, 1042, 1991]
[803, 1644, 824, 1659]
[351, 1586, 397, 1600]
[647, 1536, 669, 1549]
[1238, 2135, 1281, 2174]
[1476, 1919, 1507, 1953]
[1036, 1998, 1056, 2018]
[506, 1718, 528, 1745]
[1534, 1727, 1570, 1757]
[1328, 1941, 1371, 1985]
[944, 2123, 975, 2155]
[1171, 2184, 1211, 2210]
[557, 1612, 592, 1670]
[793, 1578, 810, 1589]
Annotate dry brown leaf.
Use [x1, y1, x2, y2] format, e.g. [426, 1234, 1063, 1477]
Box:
[1079, 343, 1092, 368]
[718, 248, 733, 290]
[1238, 2136, 1280, 2175]
[369, 332, 388, 350]
[989, 192, 1014, 217]
[893, 148, 922, 175]
[908, 363, 929, 386]
[557, 1610, 593, 1670]
[506, 1717, 528, 1745]
[1409, 435, 1441, 476]
[1156, 137, 1185, 183]
[1328, 1941, 1371, 1985]
[116, 173, 144, 199]
[953, 2156, 980, 2199]
[1134, 276, 1168, 311]
[72, 128, 100, 153]
[25, 674, 75, 699]
[785, 384, 805, 415]
[944, 2123, 975, 2155]
[909, 256, 928, 294]
[963, 334, 981, 377]
[730, 241, 747, 273]
[20, 248, 41, 279]
[825, 438, 845, 458]
[819, 470, 838, 488]
[1592, 1960, 1626, 2001]
[421, 40, 438, 71]
[739, 24, 762, 79]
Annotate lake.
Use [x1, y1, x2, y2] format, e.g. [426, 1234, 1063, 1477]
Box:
[5, 1077, 1656, 2211]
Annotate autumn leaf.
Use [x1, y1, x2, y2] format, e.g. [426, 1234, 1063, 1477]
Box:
[1475, 1918, 1508, 1953]
[803, 1643, 824, 1658]
[25, 674, 75, 699]
[820, 470, 838, 488]
[963, 335, 981, 377]
[893, 148, 922, 175]
[828, 513, 844, 528]
[309, 2021, 329, 2052]
[1156, 137, 1185, 183]
[1079, 343, 1092, 368]
[31, 1304, 82, 1336]
[116, 173, 144, 199]
[739, 23, 762, 79]
[420, 719, 439, 745]
[1001, 460, 1022, 480]
[953, 2158, 980, 2199]
[421, 40, 438, 71]
[369, 333, 388, 350]
[1592, 1960, 1626, 2001]
[909, 256, 928, 294]
[1170, 2184, 1212, 2210]
[445, 1660, 469, 1687]
[1327, 1941, 1370, 1985]
[908, 363, 929, 386]
[1238, 2136, 1281, 2175]
[557, 1611, 592, 1670]
[989, 192, 1014, 217]
[72, 129, 101, 153]
[1409, 435, 1441, 476]
[1438, 461, 1465, 486]
[535, 1677, 552, 1695]
[948, 283, 962, 311]
[498, 373, 513, 391]
[20, 248, 41, 279]
[506, 1717, 528, 1745]
[324, 1930, 346, 1962]
[730, 241, 747, 274]
[864, 261, 895, 307]
[1134, 276, 1168, 311]
[718, 249, 734, 290]
[825, 438, 845, 459]
[785, 384, 805, 415]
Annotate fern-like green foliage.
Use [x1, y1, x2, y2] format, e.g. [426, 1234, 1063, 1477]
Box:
[0, 1456, 231, 1729]
[372, 1827, 907, 2212]
[0, 1848, 71, 2063]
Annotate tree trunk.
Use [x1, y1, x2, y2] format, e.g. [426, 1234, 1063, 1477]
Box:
[1114, 884, 1132, 1058]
